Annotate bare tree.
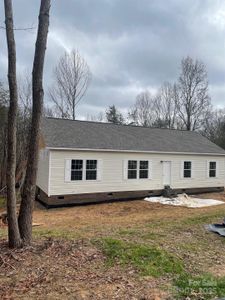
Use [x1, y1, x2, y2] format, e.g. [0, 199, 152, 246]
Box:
[16, 75, 32, 194]
[128, 91, 156, 126]
[4, 0, 22, 248]
[18, 73, 32, 114]
[154, 82, 178, 129]
[18, 0, 51, 244]
[43, 105, 56, 117]
[0, 82, 9, 106]
[0, 77, 32, 194]
[86, 112, 105, 122]
[176, 56, 211, 131]
[202, 108, 225, 149]
[49, 49, 91, 120]
[0, 83, 9, 190]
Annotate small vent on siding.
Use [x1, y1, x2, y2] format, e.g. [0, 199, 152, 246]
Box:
[107, 193, 113, 196]
[58, 196, 64, 199]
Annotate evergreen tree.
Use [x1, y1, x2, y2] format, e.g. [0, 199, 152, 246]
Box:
[106, 105, 124, 124]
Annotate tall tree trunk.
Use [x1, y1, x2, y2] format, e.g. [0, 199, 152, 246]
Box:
[4, 0, 21, 248]
[18, 0, 51, 244]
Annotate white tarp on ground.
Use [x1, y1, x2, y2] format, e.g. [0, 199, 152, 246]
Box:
[144, 193, 225, 208]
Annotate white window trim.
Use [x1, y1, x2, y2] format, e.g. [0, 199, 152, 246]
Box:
[82, 160, 86, 181]
[139, 160, 152, 180]
[65, 159, 72, 182]
[207, 160, 218, 179]
[181, 160, 194, 179]
[126, 160, 138, 180]
[124, 160, 152, 180]
[64, 159, 101, 183]
[85, 159, 99, 181]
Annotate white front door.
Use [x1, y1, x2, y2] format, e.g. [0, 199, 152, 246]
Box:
[163, 161, 171, 186]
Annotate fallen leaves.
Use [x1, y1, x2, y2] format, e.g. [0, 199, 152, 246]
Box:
[0, 239, 170, 299]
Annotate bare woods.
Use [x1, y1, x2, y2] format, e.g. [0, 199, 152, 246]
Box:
[3, 0, 51, 247]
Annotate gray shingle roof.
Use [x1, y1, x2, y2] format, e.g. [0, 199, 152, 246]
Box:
[41, 118, 225, 155]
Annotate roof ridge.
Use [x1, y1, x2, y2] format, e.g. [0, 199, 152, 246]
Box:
[44, 117, 194, 133]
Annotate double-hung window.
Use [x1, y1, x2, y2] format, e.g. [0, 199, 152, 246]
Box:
[71, 160, 83, 181]
[183, 161, 192, 178]
[139, 161, 149, 179]
[209, 161, 216, 178]
[69, 159, 98, 181]
[128, 160, 137, 179]
[86, 160, 97, 180]
[127, 160, 149, 179]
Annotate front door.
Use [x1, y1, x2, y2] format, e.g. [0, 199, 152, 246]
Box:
[163, 161, 171, 186]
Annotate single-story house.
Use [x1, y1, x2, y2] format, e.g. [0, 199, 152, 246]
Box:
[36, 117, 225, 207]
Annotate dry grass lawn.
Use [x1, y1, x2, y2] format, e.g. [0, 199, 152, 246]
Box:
[1, 192, 225, 299]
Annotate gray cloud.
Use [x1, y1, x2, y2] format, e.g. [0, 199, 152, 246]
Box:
[0, 0, 225, 118]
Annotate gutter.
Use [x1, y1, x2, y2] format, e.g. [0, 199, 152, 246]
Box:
[45, 147, 225, 157]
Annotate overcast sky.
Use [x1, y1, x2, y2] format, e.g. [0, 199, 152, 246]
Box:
[0, 0, 225, 119]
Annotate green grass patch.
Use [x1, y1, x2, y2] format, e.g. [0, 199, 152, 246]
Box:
[117, 228, 138, 236]
[174, 273, 225, 299]
[146, 210, 225, 231]
[178, 242, 202, 253]
[181, 212, 225, 226]
[141, 231, 167, 240]
[33, 228, 80, 240]
[96, 237, 183, 277]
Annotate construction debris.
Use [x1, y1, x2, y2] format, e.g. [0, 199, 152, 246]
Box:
[162, 185, 177, 198]
[205, 218, 225, 236]
[144, 193, 225, 208]
[0, 212, 43, 227]
[32, 223, 43, 227]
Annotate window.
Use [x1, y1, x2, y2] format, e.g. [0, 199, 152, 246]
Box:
[68, 159, 98, 181]
[86, 160, 97, 180]
[71, 160, 83, 181]
[127, 160, 150, 179]
[183, 161, 192, 178]
[139, 161, 149, 179]
[128, 160, 137, 179]
[209, 161, 216, 178]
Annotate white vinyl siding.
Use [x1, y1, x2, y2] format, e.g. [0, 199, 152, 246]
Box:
[65, 159, 71, 182]
[36, 149, 50, 195]
[47, 150, 225, 196]
[97, 159, 102, 181]
[148, 160, 153, 179]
